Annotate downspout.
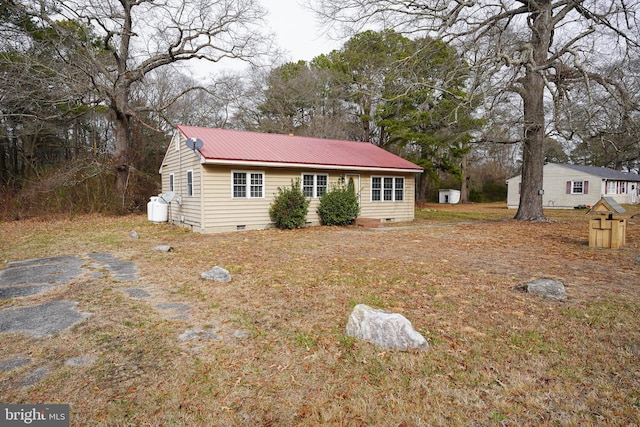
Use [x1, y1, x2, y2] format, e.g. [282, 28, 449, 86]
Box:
[200, 157, 205, 232]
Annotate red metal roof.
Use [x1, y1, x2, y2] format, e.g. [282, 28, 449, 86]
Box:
[176, 125, 423, 172]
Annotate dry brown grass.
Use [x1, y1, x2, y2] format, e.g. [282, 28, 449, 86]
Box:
[1, 204, 640, 426]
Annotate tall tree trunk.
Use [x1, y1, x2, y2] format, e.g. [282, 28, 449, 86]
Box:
[0, 140, 6, 187]
[113, 79, 132, 205]
[10, 125, 20, 186]
[114, 115, 131, 201]
[459, 152, 469, 203]
[419, 173, 428, 203]
[515, 2, 552, 221]
[111, 0, 134, 207]
[362, 103, 371, 142]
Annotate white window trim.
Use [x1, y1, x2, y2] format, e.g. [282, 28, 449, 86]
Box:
[302, 173, 329, 198]
[186, 170, 194, 197]
[571, 180, 584, 194]
[169, 173, 174, 192]
[371, 176, 405, 202]
[607, 181, 617, 195]
[232, 170, 265, 199]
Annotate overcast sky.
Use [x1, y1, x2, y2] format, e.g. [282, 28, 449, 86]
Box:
[261, 0, 342, 62]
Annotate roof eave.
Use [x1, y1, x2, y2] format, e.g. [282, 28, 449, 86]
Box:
[202, 158, 422, 173]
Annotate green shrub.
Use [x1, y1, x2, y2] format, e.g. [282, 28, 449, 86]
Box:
[269, 179, 310, 229]
[317, 183, 360, 226]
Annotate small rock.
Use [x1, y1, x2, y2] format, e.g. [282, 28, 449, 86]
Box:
[65, 355, 97, 367]
[156, 302, 191, 312]
[0, 357, 30, 372]
[123, 287, 151, 298]
[152, 245, 173, 252]
[179, 328, 221, 342]
[346, 304, 429, 351]
[129, 231, 139, 239]
[201, 266, 232, 282]
[233, 329, 250, 339]
[523, 278, 567, 300]
[22, 367, 49, 387]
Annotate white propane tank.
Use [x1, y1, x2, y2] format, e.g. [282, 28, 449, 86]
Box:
[147, 196, 168, 222]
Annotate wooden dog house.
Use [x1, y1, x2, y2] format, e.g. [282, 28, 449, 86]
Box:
[588, 197, 627, 249]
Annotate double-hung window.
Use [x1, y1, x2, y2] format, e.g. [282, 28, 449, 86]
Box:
[302, 174, 328, 198]
[572, 180, 584, 194]
[233, 171, 264, 198]
[567, 180, 589, 195]
[395, 178, 404, 201]
[186, 170, 194, 197]
[372, 176, 404, 201]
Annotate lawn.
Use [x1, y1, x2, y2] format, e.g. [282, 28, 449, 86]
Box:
[1, 203, 639, 426]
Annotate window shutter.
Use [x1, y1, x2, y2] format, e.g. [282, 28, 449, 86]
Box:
[584, 181, 589, 194]
[566, 181, 571, 194]
[518, 182, 521, 194]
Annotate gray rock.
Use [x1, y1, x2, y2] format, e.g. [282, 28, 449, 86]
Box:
[0, 256, 85, 299]
[178, 328, 221, 342]
[346, 304, 429, 351]
[525, 279, 567, 300]
[233, 329, 250, 339]
[156, 302, 191, 312]
[129, 231, 139, 239]
[88, 253, 139, 282]
[0, 301, 90, 337]
[201, 266, 232, 282]
[0, 357, 30, 372]
[22, 367, 49, 387]
[155, 302, 192, 320]
[0, 285, 53, 300]
[152, 245, 173, 252]
[65, 355, 97, 367]
[123, 287, 151, 298]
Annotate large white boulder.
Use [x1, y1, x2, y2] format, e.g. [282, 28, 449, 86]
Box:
[346, 304, 429, 351]
[201, 266, 231, 282]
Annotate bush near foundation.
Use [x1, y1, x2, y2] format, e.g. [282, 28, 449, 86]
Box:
[269, 179, 310, 229]
[317, 184, 360, 226]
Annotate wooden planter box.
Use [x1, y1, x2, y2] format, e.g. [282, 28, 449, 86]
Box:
[589, 217, 626, 249]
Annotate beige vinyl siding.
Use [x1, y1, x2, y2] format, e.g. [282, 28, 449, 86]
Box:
[198, 168, 416, 233]
[359, 174, 416, 222]
[160, 132, 203, 229]
[201, 166, 335, 233]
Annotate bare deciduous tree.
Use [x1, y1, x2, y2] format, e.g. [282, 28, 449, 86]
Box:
[18, 0, 270, 202]
[310, 0, 640, 220]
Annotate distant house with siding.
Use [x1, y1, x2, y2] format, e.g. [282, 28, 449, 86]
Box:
[506, 163, 640, 209]
[159, 126, 423, 233]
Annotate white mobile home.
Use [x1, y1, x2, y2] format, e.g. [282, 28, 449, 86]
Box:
[159, 126, 423, 233]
